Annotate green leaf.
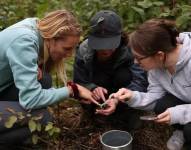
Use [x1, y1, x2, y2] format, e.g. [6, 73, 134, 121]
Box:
[159, 12, 171, 17]
[45, 122, 53, 131]
[36, 123, 42, 132]
[32, 134, 38, 145]
[131, 6, 145, 20]
[5, 116, 17, 128]
[28, 120, 37, 132]
[47, 127, 61, 136]
[137, 0, 152, 9]
[153, 1, 164, 6]
[48, 128, 55, 136]
[180, 5, 191, 13]
[32, 114, 43, 121]
[54, 127, 61, 133]
[17, 112, 25, 120]
[176, 13, 191, 28]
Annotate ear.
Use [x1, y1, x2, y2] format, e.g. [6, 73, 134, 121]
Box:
[156, 51, 165, 61]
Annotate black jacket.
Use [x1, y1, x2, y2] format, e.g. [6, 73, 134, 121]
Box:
[73, 39, 148, 92]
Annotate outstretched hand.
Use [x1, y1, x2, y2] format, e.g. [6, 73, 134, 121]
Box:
[155, 109, 171, 124]
[109, 88, 133, 103]
[76, 84, 100, 106]
[95, 98, 118, 116]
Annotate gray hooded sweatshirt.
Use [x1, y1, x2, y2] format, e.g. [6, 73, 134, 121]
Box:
[126, 32, 191, 125]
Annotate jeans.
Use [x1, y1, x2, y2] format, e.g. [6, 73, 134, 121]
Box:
[0, 73, 53, 145]
[154, 93, 191, 150]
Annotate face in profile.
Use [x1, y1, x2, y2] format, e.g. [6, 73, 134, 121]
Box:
[132, 50, 164, 71]
[49, 35, 80, 61]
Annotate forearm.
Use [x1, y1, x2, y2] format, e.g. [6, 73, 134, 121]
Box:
[169, 104, 191, 125]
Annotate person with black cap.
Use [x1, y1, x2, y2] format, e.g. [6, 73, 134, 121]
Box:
[73, 10, 148, 129]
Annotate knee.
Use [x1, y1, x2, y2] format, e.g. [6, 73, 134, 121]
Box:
[32, 108, 53, 125]
[154, 99, 167, 114]
[154, 94, 181, 114]
[183, 123, 191, 142]
[41, 109, 53, 124]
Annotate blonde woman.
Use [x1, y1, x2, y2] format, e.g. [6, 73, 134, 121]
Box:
[0, 10, 97, 146]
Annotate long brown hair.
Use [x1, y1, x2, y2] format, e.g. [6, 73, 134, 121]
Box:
[37, 10, 81, 84]
[129, 19, 179, 56]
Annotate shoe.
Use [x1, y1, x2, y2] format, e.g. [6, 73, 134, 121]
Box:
[167, 130, 184, 150]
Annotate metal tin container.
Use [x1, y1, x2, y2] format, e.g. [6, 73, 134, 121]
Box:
[100, 130, 133, 150]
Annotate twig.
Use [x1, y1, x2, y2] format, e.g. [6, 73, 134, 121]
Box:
[37, 136, 55, 147]
[76, 142, 98, 150]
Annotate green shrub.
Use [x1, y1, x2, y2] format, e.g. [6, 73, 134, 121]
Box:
[1, 0, 191, 32]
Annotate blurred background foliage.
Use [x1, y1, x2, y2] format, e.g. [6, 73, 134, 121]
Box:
[1, 0, 191, 80]
[1, 0, 191, 32]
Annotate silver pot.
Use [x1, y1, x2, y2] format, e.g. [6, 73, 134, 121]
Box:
[100, 130, 133, 150]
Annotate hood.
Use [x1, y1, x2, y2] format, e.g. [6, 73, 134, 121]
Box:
[176, 32, 191, 72]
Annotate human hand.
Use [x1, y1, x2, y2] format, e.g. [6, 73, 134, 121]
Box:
[95, 98, 118, 116]
[76, 84, 100, 106]
[92, 87, 108, 102]
[155, 109, 171, 124]
[109, 88, 133, 103]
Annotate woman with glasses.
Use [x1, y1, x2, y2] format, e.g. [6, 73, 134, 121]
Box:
[97, 19, 191, 150]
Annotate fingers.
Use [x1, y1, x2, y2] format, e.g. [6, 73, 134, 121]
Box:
[100, 91, 106, 102]
[96, 107, 115, 116]
[76, 84, 101, 105]
[157, 110, 169, 119]
[155, 117, 169, 124]
[103, 88, 108, 95]
[95, 99, 116, 116]
[109, 93, 115, 99]
[92, 91, 100, 101]
[118, 88, 128, 95]
[109, 88, 129, 99]
[92, 87, 107, 101]
[90, 97, 101, 106]
[155, 110, 170, 124]
[118, 95, 129, 101]
[109, 88, 132, 102]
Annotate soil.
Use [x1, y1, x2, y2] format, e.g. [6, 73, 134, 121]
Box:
[51, 99, 173, 150]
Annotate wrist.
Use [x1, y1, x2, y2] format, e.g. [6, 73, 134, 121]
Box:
[112, 98, 119, 105]
[67, 85, 74, 97]
[67, 81, 79, 99]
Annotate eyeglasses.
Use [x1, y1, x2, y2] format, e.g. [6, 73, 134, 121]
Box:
[134, 55, 151, 62]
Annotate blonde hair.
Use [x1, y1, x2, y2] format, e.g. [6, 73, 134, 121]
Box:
[37, 10, 81, 85]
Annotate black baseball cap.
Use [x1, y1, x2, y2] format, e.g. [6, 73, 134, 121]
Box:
[88, 10, 122, 50]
